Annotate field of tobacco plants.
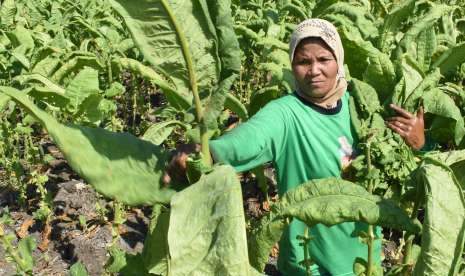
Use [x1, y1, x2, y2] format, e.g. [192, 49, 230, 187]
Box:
[0, 0, 465, 275]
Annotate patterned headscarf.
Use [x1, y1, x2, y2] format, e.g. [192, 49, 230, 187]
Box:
[289, 19, 347, 108]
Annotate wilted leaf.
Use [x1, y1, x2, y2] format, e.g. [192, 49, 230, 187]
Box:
[274, 178, 420, 233]
[168, 165, 261, 276]
[412, 159, 465, 275]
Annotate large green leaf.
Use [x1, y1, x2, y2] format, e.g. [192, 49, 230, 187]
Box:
[340, 27, 395, 100]
[51, 56, 104, 84]
[224, 93, 248, 121]
[14, 73, 65, 95]
[0, 0, 16, 27]
[9, 25, 34, 52]
[416, 28, 437, 72]
[425, 150, 465, 167]
[362, 51, 396, 103]
[431, 42, 465, 78]
[378, 0, 415, 53]
[142, 205, 170, 275]
[0, 94, 9, 111]
[32, 56, 61, 77]
[17, 235, 36, 272]
[323, 3, 378, 41]
[65, 67, 100, 112]
[399, 4, 454, 54]
[206, 0, 240, 78]
[203, 74, 238, 131]
[248, 86, 280, 117]
[339, 26, 371, 79]
[347, 79, 382, 118]
[424, 150, 465, 189]
[412, 158, 465, 275]
[402, 69, 441, 113]
[273, 178, 420, 233]
[142, 120, 183, 146]
[400, 55, 424, 104]
[423, 88, 465, 145]
[168, 165, 261, 276]
[70, 262, 89, 276]
[1, 87, 176, 205]
[109, 0, 222, 105]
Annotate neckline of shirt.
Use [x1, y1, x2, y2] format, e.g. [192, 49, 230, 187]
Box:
[293, 92, 343, 115]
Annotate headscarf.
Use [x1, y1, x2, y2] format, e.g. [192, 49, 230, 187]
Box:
[289, 19, 347, 108]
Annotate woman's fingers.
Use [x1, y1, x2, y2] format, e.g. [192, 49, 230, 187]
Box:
[162, 143, 201, 185]
[386, 121, 407, 137]
[386, 117, 414, 131]
[386, 105, 425, 150]
[389, 104, 414, 119]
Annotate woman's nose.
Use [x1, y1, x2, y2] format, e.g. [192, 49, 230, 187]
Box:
[307, 63, 321, 76]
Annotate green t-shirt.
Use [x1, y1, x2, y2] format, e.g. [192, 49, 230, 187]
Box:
[210, 92, 381, 276]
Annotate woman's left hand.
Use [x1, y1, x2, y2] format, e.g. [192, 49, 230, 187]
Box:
[386, 104, 425, 150]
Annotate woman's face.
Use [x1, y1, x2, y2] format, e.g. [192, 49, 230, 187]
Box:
[292, 38, 338, 99]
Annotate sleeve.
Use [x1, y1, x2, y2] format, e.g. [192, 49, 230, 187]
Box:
[209, 101, 287, 172]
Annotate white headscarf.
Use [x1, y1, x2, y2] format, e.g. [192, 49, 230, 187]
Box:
[289, 19, 347, 108]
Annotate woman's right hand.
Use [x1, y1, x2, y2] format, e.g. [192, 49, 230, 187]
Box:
[162, 143, 201, 185]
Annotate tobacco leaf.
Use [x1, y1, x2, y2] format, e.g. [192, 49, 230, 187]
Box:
[413, 158, 465, 275]
[168, 165, 261, 276]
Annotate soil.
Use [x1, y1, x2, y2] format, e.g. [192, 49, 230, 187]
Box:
[0, 141, 152, 276]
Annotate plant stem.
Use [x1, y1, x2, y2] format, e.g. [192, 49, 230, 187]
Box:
[365, 142, 375, 276]
[303, 227, 312, 276]
[402, 190, 421, 275]
[402, 234, 414, 276]
[297, 227, 313, 276]
[107, 58, 113, 85]
[160, 0, 211, 165]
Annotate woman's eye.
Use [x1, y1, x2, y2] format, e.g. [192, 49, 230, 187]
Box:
[319, 57, 333, 62]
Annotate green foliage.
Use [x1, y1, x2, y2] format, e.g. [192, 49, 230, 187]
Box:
[248, 178, 421, 272]
[248, 214, 286, 272]
[109, 0, 240, 108]
[2, 87, 176, 205]
[0, 209, 36, 276]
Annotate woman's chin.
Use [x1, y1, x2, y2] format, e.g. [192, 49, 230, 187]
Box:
[300, 90, 329, 99]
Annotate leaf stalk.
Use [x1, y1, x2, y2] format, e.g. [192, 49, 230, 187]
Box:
[160, 0, 211, 165]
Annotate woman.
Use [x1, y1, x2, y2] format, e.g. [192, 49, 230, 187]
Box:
[167, 19, 424, 275]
